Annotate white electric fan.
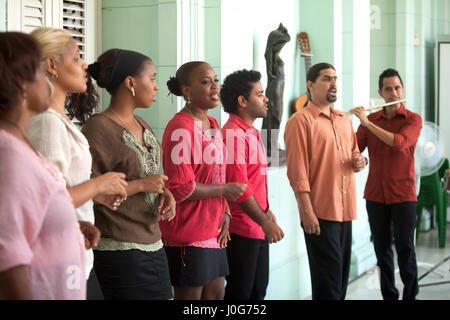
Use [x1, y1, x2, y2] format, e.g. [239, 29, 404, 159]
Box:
[413, 121, 449, 287]
[414, 121, 447, 195]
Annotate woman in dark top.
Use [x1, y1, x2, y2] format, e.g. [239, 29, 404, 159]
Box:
[82, 49, 175, 300]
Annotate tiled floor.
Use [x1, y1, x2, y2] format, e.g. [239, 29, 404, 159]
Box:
[346, 223, 450, 300]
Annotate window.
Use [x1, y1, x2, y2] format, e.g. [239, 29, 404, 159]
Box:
[62, 0, 86, 59]
[6, 0, 101, 121]
[7, 0, 45, 33]
[6, 0, 98, 62]
[23, 0, 45, 32]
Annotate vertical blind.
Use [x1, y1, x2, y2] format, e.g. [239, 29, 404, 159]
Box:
[22, 0, 44, 33]
[62, 0, 86, 59]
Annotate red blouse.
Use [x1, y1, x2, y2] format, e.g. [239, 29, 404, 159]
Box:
[160, 113, 226, 243]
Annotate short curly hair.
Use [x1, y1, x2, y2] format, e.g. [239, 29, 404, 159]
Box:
[220, 69, 262, 115]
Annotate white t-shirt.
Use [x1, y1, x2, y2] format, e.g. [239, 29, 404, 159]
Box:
[30, 108, 94, 279]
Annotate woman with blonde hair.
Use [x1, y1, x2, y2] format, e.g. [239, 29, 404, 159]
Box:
[29, 27, 128, 299]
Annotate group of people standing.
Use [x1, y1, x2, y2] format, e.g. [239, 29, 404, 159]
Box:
[285, 63, 421, 300]
[0, 27, 421, 301]
[0, 28, 282, 300]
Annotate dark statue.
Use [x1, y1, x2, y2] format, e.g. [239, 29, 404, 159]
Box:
[261, 23, 290, 159]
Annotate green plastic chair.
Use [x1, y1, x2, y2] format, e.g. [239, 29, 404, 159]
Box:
[416, 158, 449, 248]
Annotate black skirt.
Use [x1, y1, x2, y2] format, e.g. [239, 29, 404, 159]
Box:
[164, 246, 229, 287]
[93, 247, 173, 300]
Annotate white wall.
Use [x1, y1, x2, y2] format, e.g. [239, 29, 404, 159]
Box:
[221, 0, 300, 139]
[0, 0, 6, 31]
[347, 0, 377, 277]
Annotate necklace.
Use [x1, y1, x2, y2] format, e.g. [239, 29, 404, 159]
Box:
[0, 119, 40, 156]
[182, 104, 210, 130]
[108, 108, 143, 138]
[182, 104, 197, 119]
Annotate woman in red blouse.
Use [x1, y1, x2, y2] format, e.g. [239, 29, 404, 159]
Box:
[161, 61, 246, 300]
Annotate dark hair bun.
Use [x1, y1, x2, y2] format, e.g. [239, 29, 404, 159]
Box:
[167, 76, 183, 96]
[87, 62, 100, 81]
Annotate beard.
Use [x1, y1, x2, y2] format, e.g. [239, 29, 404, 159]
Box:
[327, 94, 337, 103]
[326, 88, 337, 102]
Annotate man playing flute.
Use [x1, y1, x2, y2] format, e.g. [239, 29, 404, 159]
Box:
[350, 68, 422, 300]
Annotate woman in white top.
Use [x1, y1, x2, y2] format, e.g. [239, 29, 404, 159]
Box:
[29, 27, 128, 299]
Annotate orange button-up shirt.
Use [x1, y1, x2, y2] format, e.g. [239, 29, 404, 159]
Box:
[284, 102, 359, 222]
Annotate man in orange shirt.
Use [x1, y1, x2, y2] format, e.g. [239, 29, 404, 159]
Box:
[285, 63, 366, 300]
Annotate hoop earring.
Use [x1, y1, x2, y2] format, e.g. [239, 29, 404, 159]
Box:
[131, 87, 135, 97]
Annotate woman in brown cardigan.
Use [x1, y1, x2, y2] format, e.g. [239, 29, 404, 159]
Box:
[82, 49, 175, 300]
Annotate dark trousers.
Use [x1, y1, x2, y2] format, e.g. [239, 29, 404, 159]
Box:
[303, 219, 352, 300]
[86, 269, 104, 300]
[224, 233, 269, 300]
[366, 200, 419, 300]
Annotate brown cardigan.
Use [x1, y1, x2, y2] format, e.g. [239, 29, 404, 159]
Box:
[81, 113, 161, 245]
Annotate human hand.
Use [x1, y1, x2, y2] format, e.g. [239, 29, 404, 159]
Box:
[93, 194, 127, 211]
[349, 106, 370, 126]
[217, 213, 231, 248]
[352, 152, 366, 172]
[141, 175, 169, 194]
[158, 189, 176, 221]
[222, 183, 247, 202]
[78, 221, 101, 249]
[263, 210, 284, 243]
[94, 172, 128, 197]
[301, 212, 320, 236]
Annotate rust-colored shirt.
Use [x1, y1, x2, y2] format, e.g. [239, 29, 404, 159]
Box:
[284, 102, 359, 222]
[356, 104, 422, 204]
